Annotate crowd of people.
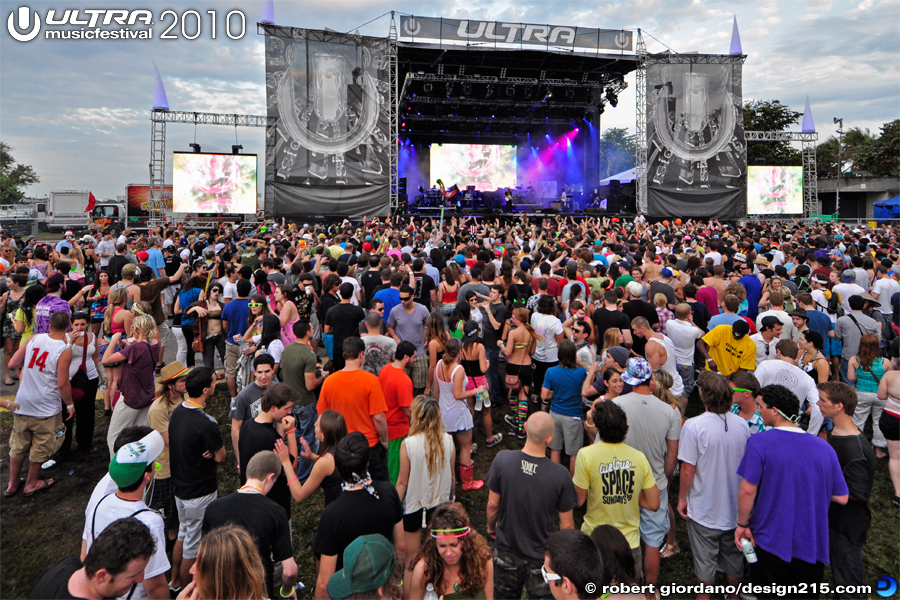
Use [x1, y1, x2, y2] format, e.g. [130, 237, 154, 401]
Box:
[0, 213, 897, 600]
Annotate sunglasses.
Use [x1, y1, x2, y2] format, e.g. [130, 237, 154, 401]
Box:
[399, 296, 412, 301]
[541, 565, 562, 585]
[375, 307, 384, 311]
[248, 302, 264, 308]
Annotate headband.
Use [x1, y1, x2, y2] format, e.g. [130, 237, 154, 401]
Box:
[430, 526, 470, 539]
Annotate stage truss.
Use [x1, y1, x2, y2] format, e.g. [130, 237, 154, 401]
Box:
[148, 109, 277, 228]
[744, 131, 819, 220]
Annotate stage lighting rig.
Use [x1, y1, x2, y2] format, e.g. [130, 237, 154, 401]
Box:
[605, 89, 618, 107]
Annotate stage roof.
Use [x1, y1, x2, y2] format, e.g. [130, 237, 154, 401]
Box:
[397, 42, 638, 143]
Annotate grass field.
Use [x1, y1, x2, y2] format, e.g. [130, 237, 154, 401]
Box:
[1, 384, 898, 599]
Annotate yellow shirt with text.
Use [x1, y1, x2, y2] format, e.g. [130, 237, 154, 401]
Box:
[702, 324, 756, 376]
[573, 442, 655, 548]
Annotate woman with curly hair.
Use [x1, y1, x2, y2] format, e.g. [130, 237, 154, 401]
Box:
[409, 502, 493, 600]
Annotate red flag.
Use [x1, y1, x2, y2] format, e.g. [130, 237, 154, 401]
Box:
[85, 192, 96, 213]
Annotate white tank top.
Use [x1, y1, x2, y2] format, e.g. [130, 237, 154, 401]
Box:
[647, 335, 684, 397]
[403, 432, 454, 514]
[16, 334, 68, 418]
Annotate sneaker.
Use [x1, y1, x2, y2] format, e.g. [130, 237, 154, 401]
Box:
[516, 431, 527, 440]
[99, 382, 107, 391]
[503, 414, 518, 429]
[41, 459, 57, 470]
[471, 443, 478, 456]
[486, 433, 503, 448]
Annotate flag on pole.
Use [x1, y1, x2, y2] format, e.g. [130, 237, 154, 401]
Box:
[85, 192, 97, 212]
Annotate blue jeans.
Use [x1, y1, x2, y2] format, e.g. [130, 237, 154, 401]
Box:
[486, 349, 504, 400]
[292, 403, 319, 483]
[677, 364, 695, 399]
[829, 530, 866, 599]
[840, 357, 851, 385]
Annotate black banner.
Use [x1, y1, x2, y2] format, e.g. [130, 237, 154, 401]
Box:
[264, 26, 391, 218]
[645, 57, 746, 219]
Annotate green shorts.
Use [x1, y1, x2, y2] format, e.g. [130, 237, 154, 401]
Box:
[388, 436, 406, 485]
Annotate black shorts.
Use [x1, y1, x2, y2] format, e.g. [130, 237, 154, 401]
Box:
[148, 476, 177, 531]
[879, 410, 900, 441]
[403, 506, 437, 533]
[506, 362, 534, 388]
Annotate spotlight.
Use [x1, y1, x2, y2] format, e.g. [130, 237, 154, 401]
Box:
[565, 89, 575, 99]
[462, 83, 472, 96]
[423, 83, 433, 93]
[231, 144, 243, 154]
[597, 104, 605, 115]
[605, 90, 618, 107]
[446, 83, 454, 96]
[506, 85, 516, 97]
[189, 143, 201, 153]
[485, 85, 494, 98]
[524, 86, 533, 99]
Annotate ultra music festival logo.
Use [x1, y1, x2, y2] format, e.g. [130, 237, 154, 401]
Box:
[6, 6, 247, 41]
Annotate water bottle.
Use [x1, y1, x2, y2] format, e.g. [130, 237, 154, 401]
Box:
[424, 583, 439, 600]
[740, 538, 757, 563]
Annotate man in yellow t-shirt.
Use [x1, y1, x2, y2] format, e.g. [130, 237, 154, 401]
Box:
[698, 321, 756, 376]
[574, 401, 659, 557]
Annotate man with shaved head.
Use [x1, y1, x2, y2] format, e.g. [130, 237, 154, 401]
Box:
[486, 412, 578, 600]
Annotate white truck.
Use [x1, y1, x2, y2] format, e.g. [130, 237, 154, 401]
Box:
[37, 190, 91, 232]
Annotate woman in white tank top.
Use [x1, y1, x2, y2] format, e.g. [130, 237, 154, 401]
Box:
[395, 396, 455, 590]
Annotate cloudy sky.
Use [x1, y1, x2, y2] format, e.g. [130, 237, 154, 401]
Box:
[1, 0, 897, 201]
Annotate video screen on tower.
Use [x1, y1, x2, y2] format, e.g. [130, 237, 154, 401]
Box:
[430, 144, 516, 191]
[173, 152, 258, 214]
[747, 166, 803, 215]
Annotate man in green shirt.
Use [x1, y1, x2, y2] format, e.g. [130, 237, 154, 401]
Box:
[280, 320, 326, 482]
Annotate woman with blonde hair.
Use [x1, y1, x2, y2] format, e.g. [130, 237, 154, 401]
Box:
[435, 338, 485, 491]
[103, 314, 160, 455]
[848, 333, 891, 457]
[600, 328, 625, 359]
[178, 525, 267, 600]
[396, 395, 456, 588]
[101, 287, 132, 416]
[409, 502, 493, 600]
[111, 263, 142, 309]
[499, 307, 542, 439]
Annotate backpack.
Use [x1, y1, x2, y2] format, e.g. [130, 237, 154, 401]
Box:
[817, 290, 845, 318]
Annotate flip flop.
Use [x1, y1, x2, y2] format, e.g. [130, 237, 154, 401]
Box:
[4, 478, 25, 497]
[3, 380, 14, 386]
[24, 478, 56, 497]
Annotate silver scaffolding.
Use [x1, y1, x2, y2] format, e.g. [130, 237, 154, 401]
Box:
[148, 109, 277, 229]
[744, 131, 819, 220]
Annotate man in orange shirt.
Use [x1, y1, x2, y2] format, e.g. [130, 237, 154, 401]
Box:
[318, 337, 390, 481]
[378, 341, 415, 485]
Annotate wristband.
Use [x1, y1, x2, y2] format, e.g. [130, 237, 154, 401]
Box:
[286, 476, 299, 486]
[284, 428, 296, 435]
[737, 521, 750, 528]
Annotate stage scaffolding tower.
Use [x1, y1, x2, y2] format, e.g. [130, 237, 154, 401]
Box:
[744, 131, 819, 220]
[389, 12, 399, 214]
[634, 30, 648, 214]
[149, 109, 277, 228]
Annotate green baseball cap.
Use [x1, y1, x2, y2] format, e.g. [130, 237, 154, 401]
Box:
[327, 534, 396, 600]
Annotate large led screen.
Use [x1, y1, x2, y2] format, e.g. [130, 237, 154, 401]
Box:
[747, 166, 803, 215]
[430, 145, 516, 191]
[173, 153, 258, 214]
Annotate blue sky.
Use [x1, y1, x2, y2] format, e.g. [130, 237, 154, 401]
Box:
[1, 0, 897, 200]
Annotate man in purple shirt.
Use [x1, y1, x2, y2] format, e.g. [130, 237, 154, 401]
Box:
[34, 273, 72, 334]
[735, 384, 848, 595]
